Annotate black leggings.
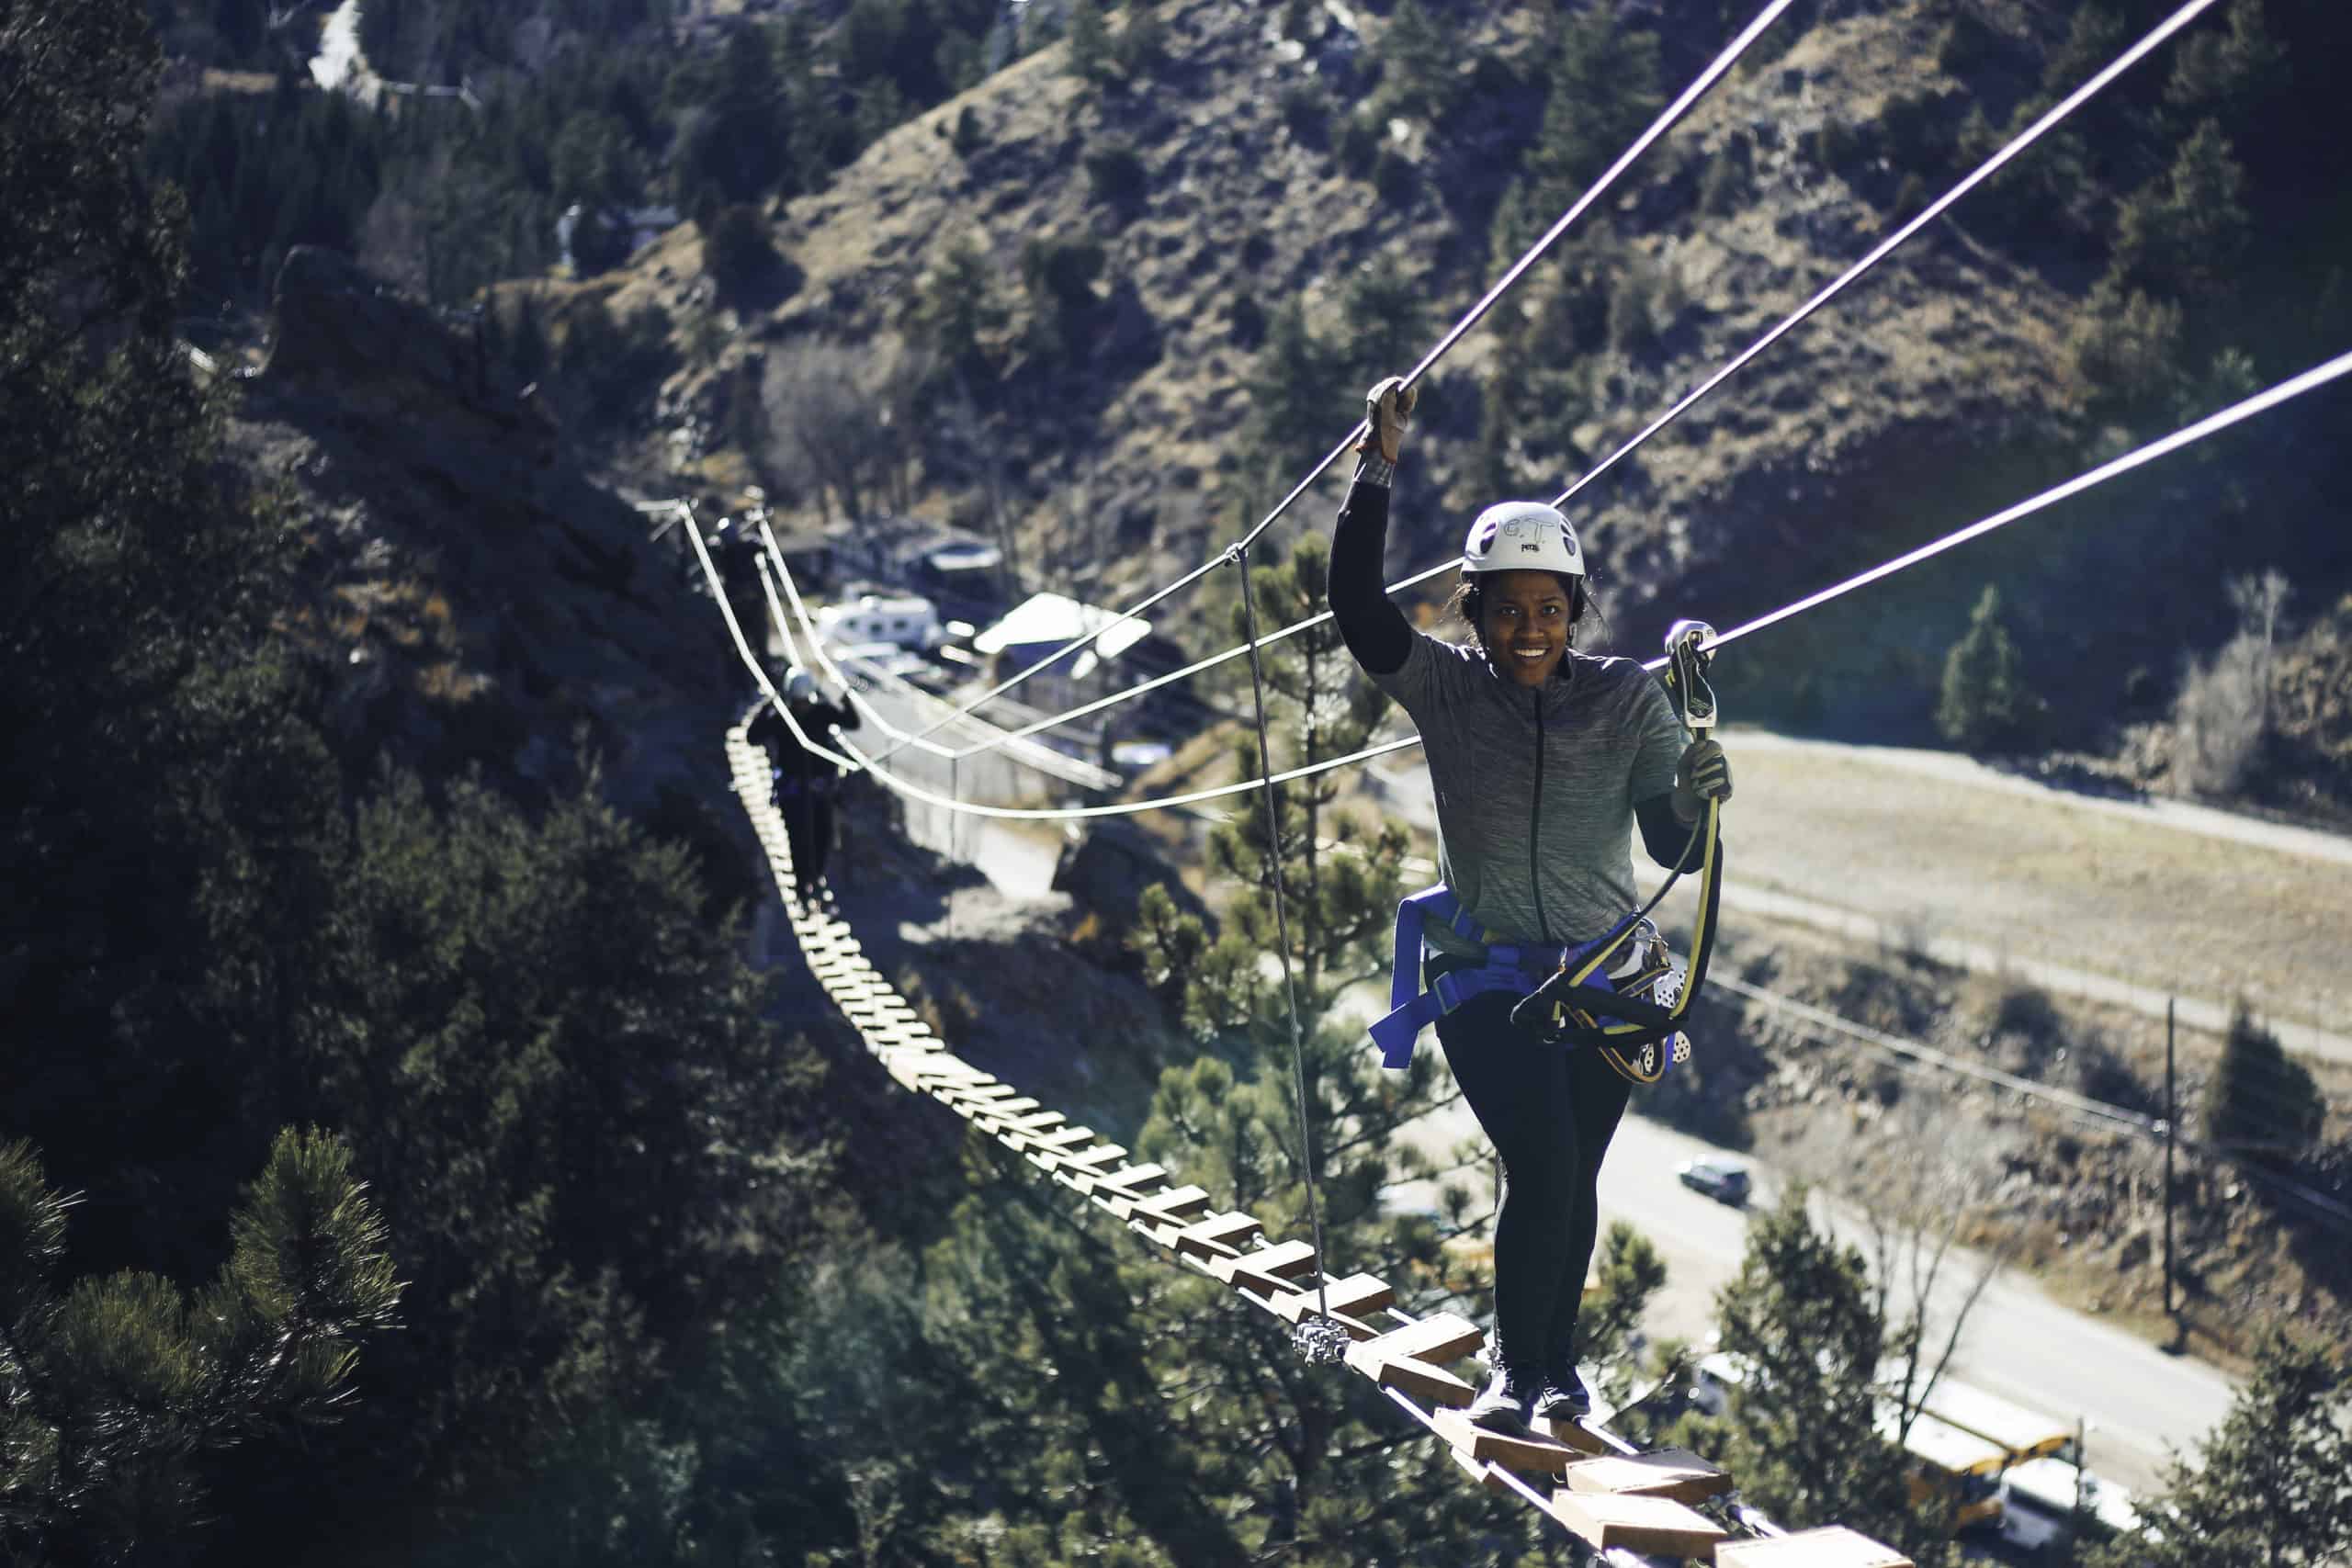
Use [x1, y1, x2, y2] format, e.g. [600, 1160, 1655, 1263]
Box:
[1434, 987, 1632, 1379]
[781, 791, 834, 886]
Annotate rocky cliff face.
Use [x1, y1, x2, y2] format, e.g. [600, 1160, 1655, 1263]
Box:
[232, 246, 731, 807]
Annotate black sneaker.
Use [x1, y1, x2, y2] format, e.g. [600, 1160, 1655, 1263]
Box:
[1534, 1362, 1591, 1421]
[1465, 1366, 1537, 1436]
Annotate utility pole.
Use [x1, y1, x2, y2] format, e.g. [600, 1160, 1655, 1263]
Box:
[2164, 998, 2177, 1319]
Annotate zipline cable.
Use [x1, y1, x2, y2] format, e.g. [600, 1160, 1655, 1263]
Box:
[1549, 0, 2223, 513]
[920, 0, 2232, 768]
[864, 0, 1804, 767]
[1687, 345, 2352, 659]
[711, 347, 2352, 820]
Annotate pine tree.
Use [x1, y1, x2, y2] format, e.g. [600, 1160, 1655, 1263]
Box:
[0, 1131, 401, 1564]
[1669, 1187, 1926, 1550]
[1375, 0, 1453, 120]
[2091, 1331, 2352, 1566]
[1067, 0, 1110, 84]
[1524, 10, 1663, 215]
[1936, 584, 2027, 751]
[2202, 1003, 2324, 1161]
[2107, 119, 2250, 305]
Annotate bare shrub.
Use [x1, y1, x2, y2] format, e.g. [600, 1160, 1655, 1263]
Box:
[2172, 570, 2290, 796]
[760, 334, 931, 523]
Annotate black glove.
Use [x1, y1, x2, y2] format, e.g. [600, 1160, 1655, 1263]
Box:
[1675, 737, 1732, 818]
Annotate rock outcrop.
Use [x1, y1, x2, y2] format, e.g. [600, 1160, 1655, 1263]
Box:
[233, 247, 730, 807]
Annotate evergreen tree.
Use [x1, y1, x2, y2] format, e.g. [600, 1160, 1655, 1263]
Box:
[1670, 1188, 1927, 1551]
[0, 1130, 401, 1564]
[1936, 584, 2027, 751]
[2091, 1330, 2352, 1567]
[1375, 0, 1453, 120]
[2107, 119, 2251, 305]
[2203, 1003, 2325, 1162]
[1244, 299, 1345, 464]
[1067, 0, 1111, 85]
[1523, 10, 1663, 216]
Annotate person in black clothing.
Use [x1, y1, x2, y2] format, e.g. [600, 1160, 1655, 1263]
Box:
[1329, 377, 1733, 1435]
[748, 666, 861, 904]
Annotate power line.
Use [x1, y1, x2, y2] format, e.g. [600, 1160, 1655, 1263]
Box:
[922, 0, 2230, 768]
[1719, 975, 2352, 1231]
[864, 0, 1804, 766]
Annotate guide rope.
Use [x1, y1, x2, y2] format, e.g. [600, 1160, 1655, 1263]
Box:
[863, 0, 1804, 767]
[1229, 543, 1349, 1363]
[917, 0, 2233, 769]
[707, 348, 2352, 823]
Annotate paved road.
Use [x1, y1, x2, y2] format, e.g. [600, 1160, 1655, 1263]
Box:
[1386, 1102, 2234, 1496]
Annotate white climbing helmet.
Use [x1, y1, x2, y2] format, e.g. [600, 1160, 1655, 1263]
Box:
[1462, 501, 1584, 578]
[783, 666, 818, 702]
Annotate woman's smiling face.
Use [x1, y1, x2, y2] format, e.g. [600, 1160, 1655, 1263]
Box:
[1479, 570, 1576, 688]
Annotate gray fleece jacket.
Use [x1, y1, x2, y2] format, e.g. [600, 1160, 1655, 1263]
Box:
[1328, 476, 1689, 954]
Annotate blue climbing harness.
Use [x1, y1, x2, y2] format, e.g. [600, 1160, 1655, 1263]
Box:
[1366, 618, 1726, 1086]
[1367, 887, 1666, 1070]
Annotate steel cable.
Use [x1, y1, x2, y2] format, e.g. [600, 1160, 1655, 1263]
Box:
[861, 0, 1804, 767]
[710, 347, 2352, 822]
[923, 0, 2229, 767]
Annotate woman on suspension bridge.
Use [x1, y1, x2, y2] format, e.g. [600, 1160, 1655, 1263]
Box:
[1332, 377, 1733, 1436]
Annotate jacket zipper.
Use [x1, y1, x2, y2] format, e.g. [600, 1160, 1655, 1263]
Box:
[1530, 688, 1551, 942]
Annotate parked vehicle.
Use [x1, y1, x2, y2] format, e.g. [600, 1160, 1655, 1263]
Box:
[814, 592, 944, 653]
[1675, 1156, 1752, 1205]
[1998, 1457, 2139, 1555]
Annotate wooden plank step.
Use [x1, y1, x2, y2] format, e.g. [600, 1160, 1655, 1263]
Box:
[1212, 1239, 1318, 1292]
[1346, 1313, 1485, 1373]
[1016, 1125, 1101, 1154]
[1128, 1215, 1185, 1250]
[1175, 1212, 1263, 1260]
[1271, 1272, 1394, 1323]
[1713, 1527, 1914, 1568]
[1093, 1163, 1170, 1197]
[978, 1109, 1065, 1134]
[1559, 1449, 1731, 1506]
[1133, 1185, 1211, 1224]
[1432, 1409, 1583, 1477]
[1053, 1145, 1130, 1177]
[1369, 1354, 1476, 1408]
[1542, 1492, 1725, 1557]
[1539, 1415, 1615, 1456]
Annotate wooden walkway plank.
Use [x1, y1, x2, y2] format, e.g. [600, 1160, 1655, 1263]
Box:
[1270, 1272, 1395, 1323]
[1559, 1449, 1732, 1506]
[1212, 1239, 1318, 1292]
[1541, 1492, 1726, 1557]
[1713, 1528, 1915, 1567]
[1367, 1354, 1477, 1408]
[1132, 1185, 1212, 1224]
[1346, 1313, 1485, 1372]
[1175, 1212, 1264, 1261]
[1432, 1410, 1582, 1478]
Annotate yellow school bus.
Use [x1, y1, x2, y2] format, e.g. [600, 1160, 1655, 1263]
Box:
[1879, 1407, 2009, 1534]
[1917, 1378, 2076, 1468]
